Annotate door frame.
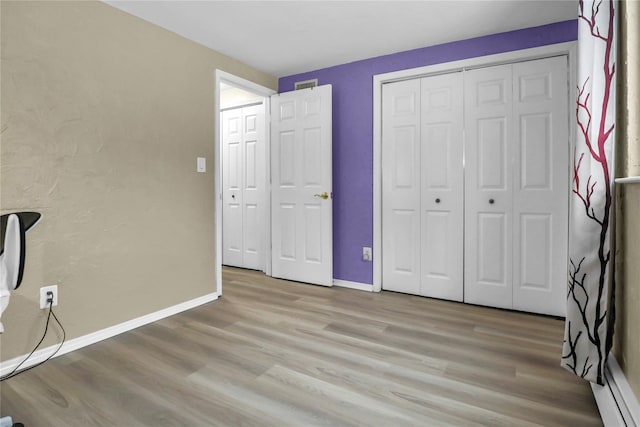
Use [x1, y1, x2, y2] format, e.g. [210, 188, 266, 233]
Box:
[372, 41, 577, 292]
[214, 70, 276, 296]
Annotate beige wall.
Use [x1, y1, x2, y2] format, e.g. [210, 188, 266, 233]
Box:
[613, 0, 640, 401]
[615, 186, 640, 400]
[0, 1, 276, 361]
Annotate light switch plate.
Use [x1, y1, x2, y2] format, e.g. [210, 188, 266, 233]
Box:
[197, 157, 206, 173]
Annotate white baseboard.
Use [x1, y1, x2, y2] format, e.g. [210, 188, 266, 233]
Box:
[592, 354, 640, 427]
[0, 292, 218, 377]
[333, 279, 373, 292]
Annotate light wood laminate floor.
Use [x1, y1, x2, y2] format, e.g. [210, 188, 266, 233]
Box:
[1, 267, 602, 426]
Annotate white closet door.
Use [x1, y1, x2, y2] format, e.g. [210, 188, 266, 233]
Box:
[270, 85, 333, 286]
[512, 57, 568, 316]
[222, 108, 244, 267]
[464, 64, 514, 310]
[420, 73, 464, 301]
[222, 105, 265, 270]
[382, 79, 422, 294]
[241, 105, 265, 270]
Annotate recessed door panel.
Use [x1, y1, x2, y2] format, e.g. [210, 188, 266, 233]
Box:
[303, 127, 322, 187]
[477, 213, 507, 285]
[424, 124, 451, 189]
[245, 140, 257, 190]
[520, 113, 551, 190]
[228, 142, 241, 190]
[519, 72, 552, 102]
[279, 131, 296, 187]
[228, 116, 240, 135]
[392, 210, 419, 274]
[279, 101, 295, 121]
[304, 203, 322, 263]
[393, 92, 417, 115]
[304, 96, 321, 116]
[477, 79, 506, 105]
[226, 204, 242, 252]
[279, 204, 296, 260]
[477, 118, 507, 190]
[393, 126, 418, 189]
[244, 203, 261, 268]
[519, 214, 552, 290]
[423, 211, 450, 277]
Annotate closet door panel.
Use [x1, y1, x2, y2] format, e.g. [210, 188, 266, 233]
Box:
[420, 72, 464, 301]
[382, 80, 421, 294]
[222, 109, 244, 267]
[223, 105, 265, 270]
[464, 65, 513, 310]
[242, 105, 264, 270]
[512, 56, 568, 316]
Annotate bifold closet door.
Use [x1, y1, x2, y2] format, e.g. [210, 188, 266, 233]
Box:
[382, 74, 464, 300]
[222, 104, 264, 270]
[464, 57, 569, 316]
[420, 73, 464, 301]
[382, 79, 422, 294]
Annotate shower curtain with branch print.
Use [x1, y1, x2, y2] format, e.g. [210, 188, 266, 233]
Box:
[561, 0, 616, 385]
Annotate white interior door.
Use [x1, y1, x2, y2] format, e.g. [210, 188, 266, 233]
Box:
[420, 73, 464, 301]
[270, 85, 333, 286]
[464, 64, 514, 310]
[382, 79, 422, 294]
[512, 56, 568, 316]
[222, 104, 265, 270]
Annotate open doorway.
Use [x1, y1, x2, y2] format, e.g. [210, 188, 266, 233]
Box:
[214, 70, 276, 296]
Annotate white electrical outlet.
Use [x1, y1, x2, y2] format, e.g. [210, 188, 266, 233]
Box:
[40, 285, 58, 309]
[362, 247, 372, 261]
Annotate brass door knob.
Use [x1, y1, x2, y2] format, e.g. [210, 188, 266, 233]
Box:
[314, 192, 329, 200]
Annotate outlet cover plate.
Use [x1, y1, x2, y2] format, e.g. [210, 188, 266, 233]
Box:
[40, 285, 58, 309]
[362, 247, 372, 261]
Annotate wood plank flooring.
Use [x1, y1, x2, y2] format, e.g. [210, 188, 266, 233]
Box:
[1, 267, 602, 426]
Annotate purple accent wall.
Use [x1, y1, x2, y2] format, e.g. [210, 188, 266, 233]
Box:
[279, 20, 578, 286]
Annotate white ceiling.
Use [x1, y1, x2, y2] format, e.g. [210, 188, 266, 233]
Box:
[106, 1, 578, 77]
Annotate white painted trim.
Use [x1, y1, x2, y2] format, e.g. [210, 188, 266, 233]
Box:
[220, 98, 264, 111]
[214, 70, 276, 295]
[592, 382, 626, 427]
[264, 97, 273, 278]
[592, 354, 640, 427]
[372, 73, 382, 292]
[333, 279, 373, 292]
[0, 293, 218, 377]
[372, 41, 577, 294]
[615, 176, 640, 184]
